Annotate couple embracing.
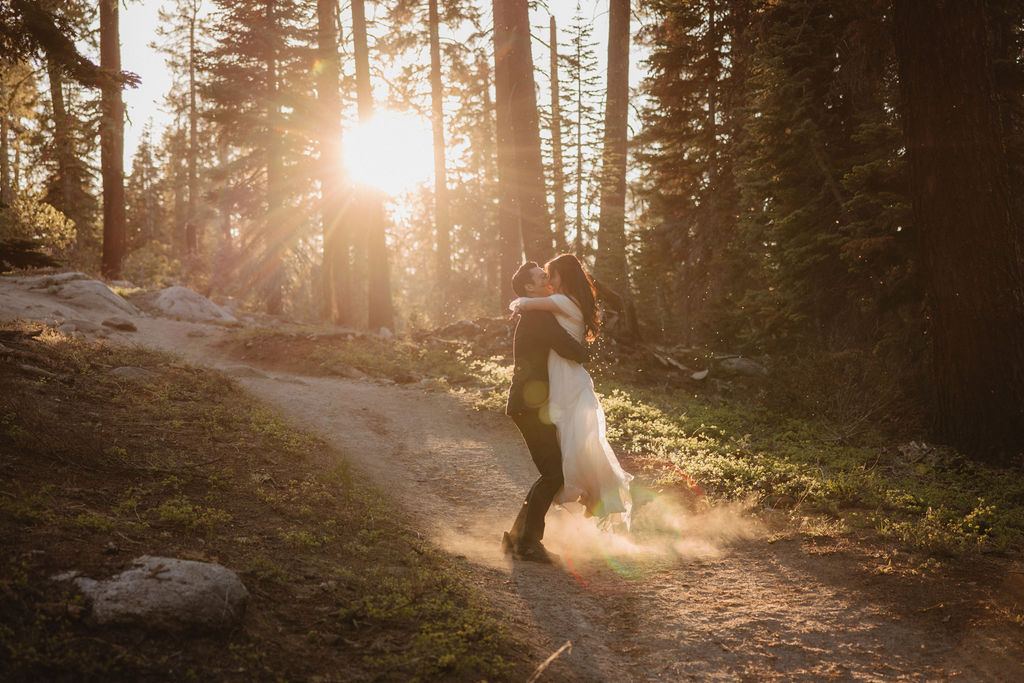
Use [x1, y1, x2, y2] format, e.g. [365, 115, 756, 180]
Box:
[502, 254, 633, 564]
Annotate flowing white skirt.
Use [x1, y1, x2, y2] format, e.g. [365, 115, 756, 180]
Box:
[547, 350, 633, 524]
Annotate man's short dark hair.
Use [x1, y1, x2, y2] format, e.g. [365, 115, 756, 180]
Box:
[511, 261, 539, 297]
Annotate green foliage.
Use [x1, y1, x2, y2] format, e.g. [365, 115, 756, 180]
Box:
[0, 193, 77, 264]
[636, 0, 919, 354]
[152, 495, 233, 535]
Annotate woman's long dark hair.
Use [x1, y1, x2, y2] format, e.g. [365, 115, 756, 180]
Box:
[546, 253, 600, 341]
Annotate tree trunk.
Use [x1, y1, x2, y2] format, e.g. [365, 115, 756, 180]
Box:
[352, 0, 394, 332]
[318, 0, 352, 325]
[894, 0, 1024, 460]
[263, 0, 288, 315]
[429, 0, 451, 320]
[549, 15, 567, 254]
[99, 0, 126, 279]
[506, 0, 551, 261]
[492, 0, 522, 307]
[596, 0, 630, 293]
[46, 58, 74, 242]
[185, 0, 199, 257]
[0, 79, 10, 206]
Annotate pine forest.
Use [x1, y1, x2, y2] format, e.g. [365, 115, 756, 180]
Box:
[1, 0, 1023, 460]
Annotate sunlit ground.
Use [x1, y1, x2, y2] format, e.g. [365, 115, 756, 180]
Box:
[438, 489, 763, 586]
[344, 110, 435, 196]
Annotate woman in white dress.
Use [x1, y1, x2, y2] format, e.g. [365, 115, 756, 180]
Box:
[510, 254, 633, 526]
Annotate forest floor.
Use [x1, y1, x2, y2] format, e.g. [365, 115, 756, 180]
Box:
[2, 275, 1024, 680]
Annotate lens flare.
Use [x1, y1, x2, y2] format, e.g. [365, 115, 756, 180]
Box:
[344, 110, 434, 196]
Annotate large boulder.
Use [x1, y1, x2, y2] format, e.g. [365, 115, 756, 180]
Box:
[147, 286, 237, 324]
[23, 272, 141, 317]
[71, 555, 248, 631]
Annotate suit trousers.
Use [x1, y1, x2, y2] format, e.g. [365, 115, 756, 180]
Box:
[508, 409, 564, 548]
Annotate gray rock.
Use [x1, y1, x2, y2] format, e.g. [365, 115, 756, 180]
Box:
[72, 555, 248, 630]
[55, 318, 104, 335]
[102, 316, 138, 331]
[148, 286, 237, 323]
[21, 271, 93, 288]
[53, 279, 142, 316]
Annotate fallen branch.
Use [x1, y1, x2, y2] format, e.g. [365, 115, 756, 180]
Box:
[527, 640, 572, 683]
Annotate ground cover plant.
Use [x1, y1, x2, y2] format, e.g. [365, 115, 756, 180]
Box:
[0, 321, 518, 681]
[216, 325, 1024, 559]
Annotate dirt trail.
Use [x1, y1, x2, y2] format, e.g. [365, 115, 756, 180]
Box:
[1, 275, 1019, 680]
[125, 317, 1022, 682]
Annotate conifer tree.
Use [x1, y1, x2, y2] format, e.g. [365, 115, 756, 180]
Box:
[894, 0, 1024, 459]
[494, 0, 552, 271]
[351, 0, 395, 332]
[125, 123, 165, 248]
[205, 0, 315, 313]
[595, 0, 631, 294]
[560, 3, 602, 257]
[316, 0, 350, 325]
[99, 0, 126, 279]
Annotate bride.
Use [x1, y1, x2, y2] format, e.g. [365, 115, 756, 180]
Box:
[510, 253, 633, 526]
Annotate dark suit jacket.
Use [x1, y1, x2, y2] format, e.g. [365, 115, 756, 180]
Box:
[506, 309, 588, 416]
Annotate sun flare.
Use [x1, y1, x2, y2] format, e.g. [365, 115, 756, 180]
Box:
[344, 110, 434, 196]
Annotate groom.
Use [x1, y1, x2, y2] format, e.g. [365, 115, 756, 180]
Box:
[502, 261, 588, 563]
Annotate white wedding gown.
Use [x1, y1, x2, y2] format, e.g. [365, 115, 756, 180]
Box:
[518, 294, 633, 525]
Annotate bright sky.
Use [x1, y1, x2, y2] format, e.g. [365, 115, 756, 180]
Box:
[120, 0, 638, 172]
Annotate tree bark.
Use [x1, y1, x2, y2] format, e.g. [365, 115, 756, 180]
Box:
[185, 0, 200, 257]
[318, 0, 351, 325]
[894, 0, 1024, 459]
[596, 0, 630, 293]
[352, 0, 394, 332]
[264, 0, 285, 314]
[0, 78, 10, 206]
[99, 0, 126, 279]
[550, 15, 567, 254]
[492, 0, 522, 306]
[429, 0, 451, 319]
[45, 58, 72, 216]
[506, 0, 551, 261]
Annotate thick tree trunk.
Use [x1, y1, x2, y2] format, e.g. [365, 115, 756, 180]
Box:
[492, 0, 522, 307]
[550, 15, 567, 254]
[429, 0, 451, 319]
[317, 0, 352, 325]
[506, 0, 551, 261]
[186, 0, 199, 257]
[596, 0, 630, 293]
[352, 0, 394, 332]
[99, 0, 126, 279]
[894, 0, 1024, 460]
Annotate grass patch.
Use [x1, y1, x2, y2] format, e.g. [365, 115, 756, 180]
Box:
[0, 320, 518, 681]
[217, 325, 1024, 557]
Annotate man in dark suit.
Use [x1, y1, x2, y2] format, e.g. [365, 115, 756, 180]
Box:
[502, 261, 589, 563]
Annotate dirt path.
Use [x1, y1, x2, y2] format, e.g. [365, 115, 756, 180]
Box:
[124, 317, 1022, 682]
[1, 275, 1019, 681]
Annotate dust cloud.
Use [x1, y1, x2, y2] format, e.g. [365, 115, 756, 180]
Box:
[437, 489, 764, 579]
